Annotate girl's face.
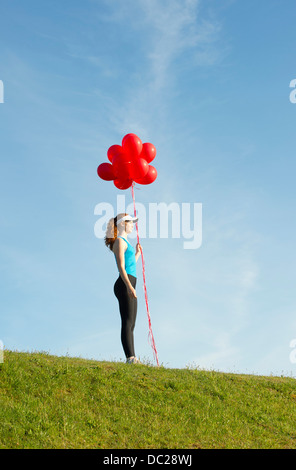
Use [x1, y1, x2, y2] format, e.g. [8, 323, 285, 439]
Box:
[125, 220, 134, 233]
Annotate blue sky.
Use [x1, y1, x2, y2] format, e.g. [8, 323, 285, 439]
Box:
[1, 0, 296, 376]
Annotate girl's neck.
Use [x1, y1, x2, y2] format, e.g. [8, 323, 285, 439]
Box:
[117, 230, 128, 239]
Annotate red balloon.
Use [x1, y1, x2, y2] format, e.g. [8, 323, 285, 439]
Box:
[131, 157, 149, 180]
[116, 162, 133, 180]
[134, 165, 157, 185]
[97, 162, 115, 181]
[112, 151, 132, 166]
[122, 133, 143, 159]
[141, 143, 156, 164]
[107, 145, 123, 163]
[113, 178, 133, 190]
[98, 134, 157, 189]
[112, 153, 133, 180]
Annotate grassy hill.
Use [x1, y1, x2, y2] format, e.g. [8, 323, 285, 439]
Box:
[0, 350, 296, 449]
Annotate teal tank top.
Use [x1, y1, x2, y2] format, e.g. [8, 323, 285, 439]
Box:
[115, 237, 137, 277]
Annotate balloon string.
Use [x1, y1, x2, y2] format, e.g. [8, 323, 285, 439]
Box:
[131, 183, 159, 367]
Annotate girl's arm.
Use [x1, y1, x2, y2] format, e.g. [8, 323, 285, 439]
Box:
[113, 238, 137, 298]
[135, 243, 142, 262]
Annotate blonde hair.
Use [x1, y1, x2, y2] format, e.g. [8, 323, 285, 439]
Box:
[104, 213, 128, 252]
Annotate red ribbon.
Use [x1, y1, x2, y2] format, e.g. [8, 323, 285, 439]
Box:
[131, 183, 159, 366]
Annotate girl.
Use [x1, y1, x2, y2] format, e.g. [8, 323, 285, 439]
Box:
[105, 213, 142, 364]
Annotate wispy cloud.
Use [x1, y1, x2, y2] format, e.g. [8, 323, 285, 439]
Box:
[92, 0, 223, 136]
[138, 0, 222, 91]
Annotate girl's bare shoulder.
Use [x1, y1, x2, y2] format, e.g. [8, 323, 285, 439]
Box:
[113, 237, 126, 252]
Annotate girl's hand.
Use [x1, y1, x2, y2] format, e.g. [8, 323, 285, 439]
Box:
[128, 285, 137, 298]
[136, 243, 142, 256]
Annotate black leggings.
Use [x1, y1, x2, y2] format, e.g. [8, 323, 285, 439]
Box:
[114, 274, 137, 358]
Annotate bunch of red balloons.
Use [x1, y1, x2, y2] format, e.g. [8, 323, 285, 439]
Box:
[97, 133, 157, 190]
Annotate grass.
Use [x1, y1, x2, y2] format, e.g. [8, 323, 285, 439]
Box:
[0, 350, 296, 449]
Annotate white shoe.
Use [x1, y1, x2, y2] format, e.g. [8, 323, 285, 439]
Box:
[126, 356, 141, 364]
